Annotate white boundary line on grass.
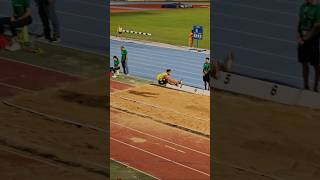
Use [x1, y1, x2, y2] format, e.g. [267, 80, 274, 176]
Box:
[111, 137, 210, 177]
[111, 121, 210, 157]
[110, 157, 161, 180]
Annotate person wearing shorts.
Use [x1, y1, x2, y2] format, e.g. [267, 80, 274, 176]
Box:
[203, 57, 211, 90]
[157, 69, 181, 86]
[0, 0, 32, 51]
[297, 0, 320, 92]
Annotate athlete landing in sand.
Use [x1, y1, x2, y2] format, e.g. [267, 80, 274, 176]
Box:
[157, 69, 182, 86]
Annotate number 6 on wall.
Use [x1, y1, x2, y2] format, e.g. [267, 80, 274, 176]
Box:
[270, 85, 278, 96]
[224, 74, 231, 85]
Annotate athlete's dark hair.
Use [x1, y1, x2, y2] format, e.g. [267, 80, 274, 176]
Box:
[206, 57, 209, 60]
[166, 69, 172, 73]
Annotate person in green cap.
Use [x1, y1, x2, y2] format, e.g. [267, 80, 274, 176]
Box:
[120, 46, 129, 75]
[203, 57, 211, 90]
[110, 56, 120, 78]
[297, 0, 320, 92]
[0, 0, 32, 51]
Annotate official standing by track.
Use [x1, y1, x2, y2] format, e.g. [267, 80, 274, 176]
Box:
[298, 0, 320, 92]
[34, 0, 60, 42]
[121, 46, 129, 75]
[203, 57, 211, 90]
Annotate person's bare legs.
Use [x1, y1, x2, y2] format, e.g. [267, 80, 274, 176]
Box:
[314, 65, 319, 92]
[303, 63, 310, 90]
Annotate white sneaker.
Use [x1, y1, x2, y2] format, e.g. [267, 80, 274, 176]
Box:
[5, 42, 21, 51]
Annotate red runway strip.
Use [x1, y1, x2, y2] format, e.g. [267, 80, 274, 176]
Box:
[0, 58, 80, 91]
[0, 85, 23, 98]
[111, 80, 133, 90]
[111, 116, 210, 179]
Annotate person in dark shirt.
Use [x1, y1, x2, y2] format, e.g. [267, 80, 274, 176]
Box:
[0, 0, 32, 51]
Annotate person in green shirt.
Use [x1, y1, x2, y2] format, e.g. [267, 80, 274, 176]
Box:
[0, 0, 32, 50]
[203, 57, 211, 90]
[297, 0, 320, 92]
[120, 46, 129, 74]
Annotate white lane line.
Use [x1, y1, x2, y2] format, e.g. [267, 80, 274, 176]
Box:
[212, 41, 295, 62]
[215, 26, 295, 44]
[110, 158, 161, 180]
[0, 82, 34, 93]
[117, 96, 209, 122]
[0, 57, 87, 79]
[68, 0, 106, 8]
[111, 121, 210, 156]
[165, 145, 186, 154]
[111, 137, 210, 177]
[0, 146, 62, 168]
[213, 12, 294, 30]
[215, 1, 296, 16]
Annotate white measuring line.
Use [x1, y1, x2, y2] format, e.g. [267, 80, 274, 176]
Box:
[0, 146, 62, 168]
[0, 57, 88, 79]
[164, 145, 186, 154]
[0, 82, 35, 94]
[111, 121, 210, 157]
[111, 137, 210, 177]
[110, 158, 161, 180]
[117, 95, 209, 122]
[2, 101, 107, 133]
[111, 105, 209, 139]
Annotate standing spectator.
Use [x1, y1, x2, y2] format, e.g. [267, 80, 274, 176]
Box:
[34, 0, 60, 42]
[188, 30, 194, 48]
[0, 0, 32, 51]
[297, 0, 320, 92]
[120, 46, 129, 74]
[203, 57, 211, 90]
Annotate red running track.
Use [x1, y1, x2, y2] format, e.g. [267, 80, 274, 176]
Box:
[0, 58, 81, 98]
[110, 114, 210, 180]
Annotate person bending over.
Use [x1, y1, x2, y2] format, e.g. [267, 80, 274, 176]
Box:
[157, 69, 182, 86]
[0, 0, 32, 51]
[110, 56, 120, 78]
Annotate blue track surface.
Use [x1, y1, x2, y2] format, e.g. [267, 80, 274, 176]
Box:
[0, 0, 108, 55]
[111, 39, 209, 88]
[212, 0, 310, 88]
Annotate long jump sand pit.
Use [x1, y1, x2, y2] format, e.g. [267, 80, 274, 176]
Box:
[0, 78, 108, 179]
[213, 90, 320, 180]
[111, 84, 210, 135]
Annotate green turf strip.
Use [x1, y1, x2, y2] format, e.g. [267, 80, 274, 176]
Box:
[0, 42, 107, 78]
[110, 160, 155, 180]
[111, 8, 210, 49]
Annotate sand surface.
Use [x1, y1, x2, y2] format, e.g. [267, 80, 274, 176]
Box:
[111, 85, 210, 135]
[0, 78, 108, 179]
[212, 90, 320, 180]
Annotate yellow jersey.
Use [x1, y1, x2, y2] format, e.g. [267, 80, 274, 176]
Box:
[156, 72, 168, 81]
